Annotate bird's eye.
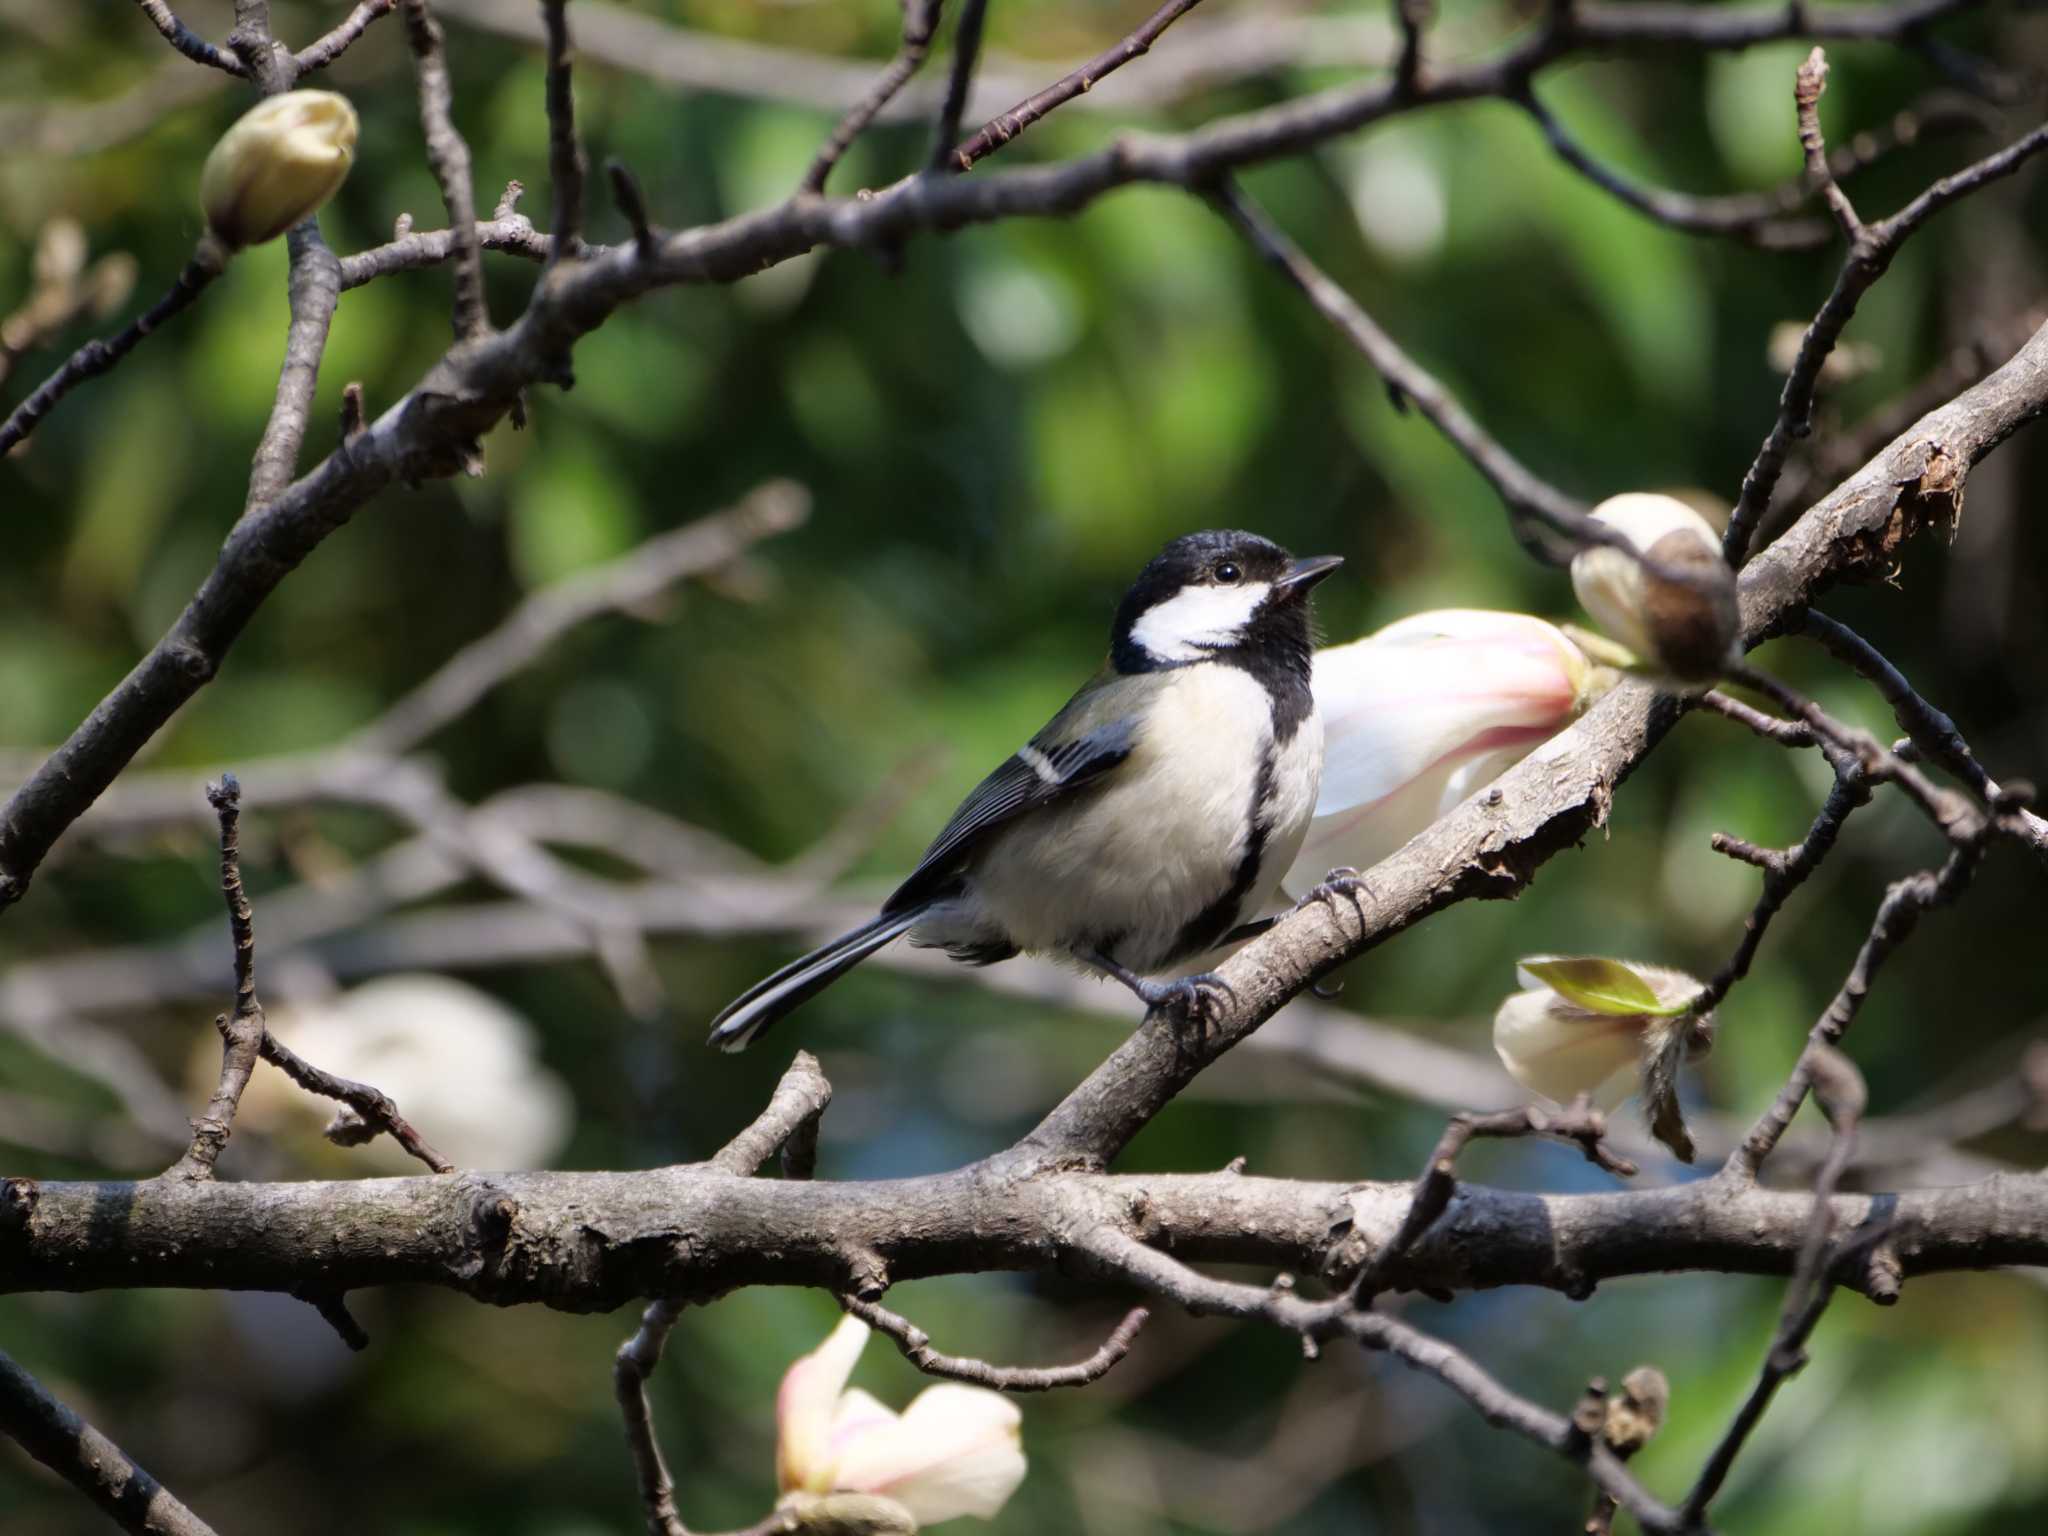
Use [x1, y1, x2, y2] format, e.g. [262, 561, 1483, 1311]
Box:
[1213, 561, 1242, 584]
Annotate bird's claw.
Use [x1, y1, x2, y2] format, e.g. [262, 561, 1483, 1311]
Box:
[1142, 970, 1236, 1048]
[1303, 865, 1369, 919]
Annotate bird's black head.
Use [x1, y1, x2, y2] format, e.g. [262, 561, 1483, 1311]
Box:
[1109, 529, 1342, 677]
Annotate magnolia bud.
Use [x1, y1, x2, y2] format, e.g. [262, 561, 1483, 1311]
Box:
[200, 90, 359, 250]
[1286, 610, 1614, 892]
[1493, 956, 1711, 1159]
[1570, 493, 1739, 684]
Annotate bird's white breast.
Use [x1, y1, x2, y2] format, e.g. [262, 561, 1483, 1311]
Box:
[958, 666, 1323, 973]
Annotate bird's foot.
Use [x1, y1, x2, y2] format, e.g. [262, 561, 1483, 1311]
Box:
[1302, 866, 1370, 921]
[1136, 970, 1237, 1049]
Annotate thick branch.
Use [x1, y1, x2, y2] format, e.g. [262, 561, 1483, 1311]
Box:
[4, 1162, 2043, 1308]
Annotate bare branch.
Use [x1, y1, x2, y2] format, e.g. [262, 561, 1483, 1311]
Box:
[1080, 1229, 1687, 1533]
[1685, 1048, 1872, 1521]
[0, 247, 224, 459]
[710, 1052, 834, 1177]
[0, 1348, 221, 1536]
[1726, 92, 2048, 562]
[166, 776, 268, 1181]
[401, 0, 490, 341]
[1734, 842, 1984, 1180]
[1519, 88, 1831, 251]
[1694, 759, 1871, 1017]
[295, 0, 399, 73]
[1209, 177, 1591, 562]
[1794, 48, 1864, 242]
[951, 0, 1210, 171]
[541, 0, 586, 260]
[614, 1298, 690, 1536]
[803, 0, 944, 194]
[927, 0, 990, 172]
[132, 0, 243, 74]
[844, 1295, 1149, 1391]
[1802, 611, 2048, 862]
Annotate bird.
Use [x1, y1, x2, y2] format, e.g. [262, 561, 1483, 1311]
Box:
[707, 529, 1343, 1052]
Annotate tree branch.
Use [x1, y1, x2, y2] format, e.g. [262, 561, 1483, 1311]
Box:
[401, 0, 490, 341]
[844, 1295, 1149, 1391]
[0, 1347, 220, 1536]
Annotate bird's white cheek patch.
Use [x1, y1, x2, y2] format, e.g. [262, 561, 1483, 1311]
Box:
[1130, 582, 1271, 662]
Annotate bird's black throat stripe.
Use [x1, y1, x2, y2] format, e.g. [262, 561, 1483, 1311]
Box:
[1165, 744, 1278, 966]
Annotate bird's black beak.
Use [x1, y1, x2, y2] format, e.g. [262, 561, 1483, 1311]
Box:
[1275, 554, 1343, 600]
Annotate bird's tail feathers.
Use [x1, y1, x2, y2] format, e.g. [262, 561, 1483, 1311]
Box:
[705, 909, 922, 1052]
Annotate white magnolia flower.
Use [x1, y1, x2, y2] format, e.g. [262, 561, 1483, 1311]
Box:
[1493, 956, 1705, 1109]
[201, 89, 358, 250]
[1286, 610, 1610, 892]
[778, 1315, 1026, 1527]
[1570, 493, 1738, 684]
[229, 974, 573, 1173]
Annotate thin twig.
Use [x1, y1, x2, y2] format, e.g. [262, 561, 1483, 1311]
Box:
[710, 1052, 834, 1176]
[1696, 689, 1818, 749]
[1392, 0, 1431, 96]
[1696, 762, 1870, 1017]
[132, 0, 243, 73]
[1519, 88, 1831, 250]
[295, 0, 399, 73]
[1794, 49, 1864, 241]
[1725, 61, 2048, 562]
[803, 0, 944, 194]
[927, 0, 991, 172]
[1733, 843, 1983, 1179]
[165, 776, 268, 1181]
[614, 1298, 690, 1536]
[0, 1348, 222, 1536]
[541, 0, 586, 261]
[1213, 177, 1632, 567]
[608, 160, 659, 258]
[1082, 1229, 1687, 1533]
[0, 249, 224, 458]
[951, 0, 1209, 170]
[1685, 1048, 1870, 1522]
[844, 1296, 1149, 1391]
[401, 0, 490, 340]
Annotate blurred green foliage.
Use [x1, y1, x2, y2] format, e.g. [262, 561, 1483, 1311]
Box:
[4, 2, 2048, 1533]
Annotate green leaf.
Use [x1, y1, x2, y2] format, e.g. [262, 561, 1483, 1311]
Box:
[1521, 956, 1664, 1016]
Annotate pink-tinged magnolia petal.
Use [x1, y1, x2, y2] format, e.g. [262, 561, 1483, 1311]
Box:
[1289, 612, 1598, 890]
[778, 1315, 872, 1494]
[1493, 989, 1641, 1108]
[830, 1382, 1026, 1524]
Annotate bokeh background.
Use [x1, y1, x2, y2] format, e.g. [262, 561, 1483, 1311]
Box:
[5, 1, 2048, 1532]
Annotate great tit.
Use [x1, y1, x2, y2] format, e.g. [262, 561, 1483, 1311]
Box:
[707, 529, 1343, 1052]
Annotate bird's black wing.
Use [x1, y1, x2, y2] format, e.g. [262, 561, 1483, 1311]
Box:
[883, 685, 1140, 915]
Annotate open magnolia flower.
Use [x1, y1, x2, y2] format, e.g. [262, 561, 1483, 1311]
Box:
[777, 1315, 1026, 1528]
[1569, 493, 1738, 684]
[1493, 956, 1713, 1160]
[1285, 610, 1611, 893]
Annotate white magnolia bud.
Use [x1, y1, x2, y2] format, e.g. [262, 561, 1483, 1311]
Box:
[1570, 494, 1739, 684]
[1286, 610, 1613, 891]
[778, 1315, 1026, 1526]
[200, 90, 359, 250]
[1492, 956, 1704, 1108]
